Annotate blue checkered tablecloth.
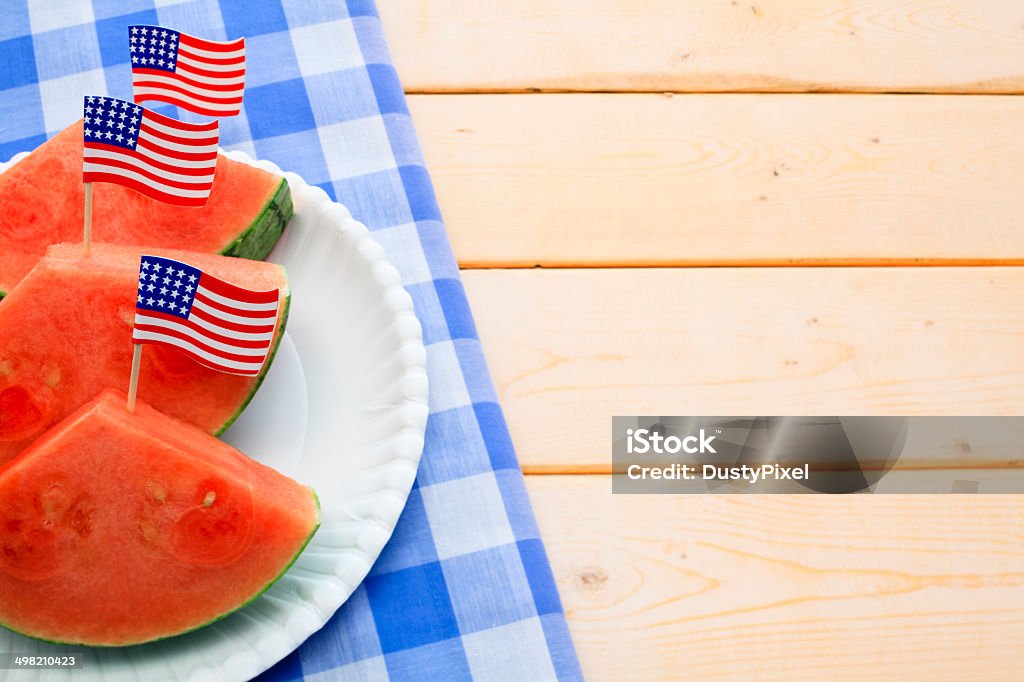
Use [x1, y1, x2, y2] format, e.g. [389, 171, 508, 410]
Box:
[0, 2, 583, 680]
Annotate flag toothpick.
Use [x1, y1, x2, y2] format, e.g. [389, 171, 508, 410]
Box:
[82, 96, 219, 207]
[131, 255, 280, 381]
[127, 344, 143, 412]
[130, 25, 246, 118]
[83, 182, 93, 255]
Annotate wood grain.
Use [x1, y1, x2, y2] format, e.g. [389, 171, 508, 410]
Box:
[410, 94, 1024, 267]
[530, 475, 1024, 681]
[463, 267, 1024, 472]
[381, 0, 1024, 93]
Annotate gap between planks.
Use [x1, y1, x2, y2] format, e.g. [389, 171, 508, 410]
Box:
[405, 89, 1024, 95]
[459, 259, 1024, 270]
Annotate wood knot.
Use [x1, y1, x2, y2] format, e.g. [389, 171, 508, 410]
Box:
[574, 566, 609, 591]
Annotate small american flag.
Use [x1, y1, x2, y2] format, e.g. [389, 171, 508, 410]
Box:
[82, 96, 219, 207]
[130, 24, 245, 117]
[132, 255, 281, 377]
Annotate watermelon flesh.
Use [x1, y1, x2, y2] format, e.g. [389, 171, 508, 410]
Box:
[0, 243, 289, 466]
[0, 120, 292, 296]
[0, 390, 319, 646]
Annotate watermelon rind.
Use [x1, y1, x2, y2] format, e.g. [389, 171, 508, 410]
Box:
[0, 490, 321, 648]
[219, 177, 293, 261]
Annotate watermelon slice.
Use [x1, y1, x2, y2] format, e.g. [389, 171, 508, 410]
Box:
[0, 243, 289, 466]
[0, 120, 292, 297]
[0, 389, 319, 646]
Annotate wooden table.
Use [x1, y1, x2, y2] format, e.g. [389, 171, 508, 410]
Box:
[379, 3, 1024, 679]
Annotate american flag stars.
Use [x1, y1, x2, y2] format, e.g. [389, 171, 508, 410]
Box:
[83, 97, 143, 150]
[136, 257, 202, 320]
[129, 26, 179, 71]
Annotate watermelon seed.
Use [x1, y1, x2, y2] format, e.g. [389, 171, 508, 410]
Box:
[147, 482, 167, 504]
[39, 484, 70, 515]
[202, 491, 216, 507]
[0, 360, 11, 376]
[67, 508, 93, 538]
[138, 520, 158, 543]
[42, 364, 61, 388]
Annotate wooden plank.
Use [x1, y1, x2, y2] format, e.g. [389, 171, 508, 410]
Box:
[529, 475, 1024, 681]
[463, 268, 1024, 472]
[381, 0, 1024, 94]
[410, 94, 1024, 267]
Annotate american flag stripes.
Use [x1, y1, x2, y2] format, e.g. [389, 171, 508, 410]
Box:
[130, 25, 246, 117]
[132, 255, 281, 377]
[82, 96, 219, 206]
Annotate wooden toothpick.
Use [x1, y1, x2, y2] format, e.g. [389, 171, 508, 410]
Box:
[127, 344, 142, 412]
[83, 182, 94, 255]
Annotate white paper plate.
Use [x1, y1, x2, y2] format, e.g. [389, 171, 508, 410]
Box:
[0, 151, 429, 682]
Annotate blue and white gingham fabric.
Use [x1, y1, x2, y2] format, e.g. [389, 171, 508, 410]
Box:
[0, 2, 583, 680]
